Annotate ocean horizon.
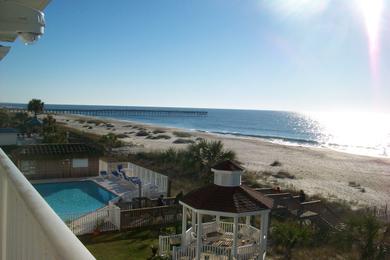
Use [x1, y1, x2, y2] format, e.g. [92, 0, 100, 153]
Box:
[2, 102, 390, 158]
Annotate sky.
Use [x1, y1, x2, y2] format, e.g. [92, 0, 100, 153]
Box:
[0, 0, 389, 112]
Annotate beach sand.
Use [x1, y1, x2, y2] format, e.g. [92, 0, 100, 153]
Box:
[53, 114, 390, 208]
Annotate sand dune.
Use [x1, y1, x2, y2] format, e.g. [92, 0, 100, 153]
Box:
[53, 114, 390, 208]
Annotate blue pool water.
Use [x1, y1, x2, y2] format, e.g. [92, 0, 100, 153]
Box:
[33, 181, 117, 221]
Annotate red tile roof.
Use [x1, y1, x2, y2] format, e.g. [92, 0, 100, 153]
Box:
[181, 184, 273, 213]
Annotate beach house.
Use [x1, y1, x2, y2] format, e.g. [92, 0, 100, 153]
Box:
[0, 128, 18, 146]
[12, 143, 101, 180]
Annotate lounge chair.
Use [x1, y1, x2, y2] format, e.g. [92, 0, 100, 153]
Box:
[111, 170, 120, 178]
[129, 176, 141, 185]
[99, 171, 108, 178]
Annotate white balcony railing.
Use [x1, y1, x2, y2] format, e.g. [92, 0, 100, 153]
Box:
[0, 149, 95, 260]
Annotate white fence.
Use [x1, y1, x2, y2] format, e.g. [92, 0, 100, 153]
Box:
[104, 161, 169, 197]
[0, 149, 95, 260]
[64, 204, 121, 235]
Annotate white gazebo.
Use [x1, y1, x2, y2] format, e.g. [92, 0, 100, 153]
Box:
[159, 160, 272, 260]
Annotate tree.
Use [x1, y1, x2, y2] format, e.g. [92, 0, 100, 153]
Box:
[272, 221, 313, 260]
[186, 139, 236, 183]
[334, 213, 389, 260]
[0, 109, 11, 127]
[99, 133, 122, 152]
[41, 115, 67, 143]
[27, 99, 44, 117]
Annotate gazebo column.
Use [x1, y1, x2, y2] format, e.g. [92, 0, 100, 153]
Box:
[195, 212, 203, 260]
[259, 210, 270, 260]
[181, 205, 187, 246]
[192, 209, 196, 233]
[232, 216, 238, 259]
[245, 216, 251, 225]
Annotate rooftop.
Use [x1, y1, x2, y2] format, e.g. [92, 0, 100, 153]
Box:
[14, 143, 101, 158]
[0, 128, 18, 133]
[180, 184, 273, 213]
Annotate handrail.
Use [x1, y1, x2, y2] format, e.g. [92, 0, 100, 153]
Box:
[0, 149, 95, 260]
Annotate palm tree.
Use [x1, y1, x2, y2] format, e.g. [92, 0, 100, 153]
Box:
[27, 99, 44, 117]
[99, 133, 121, 152]
[186, 139, 236, 183]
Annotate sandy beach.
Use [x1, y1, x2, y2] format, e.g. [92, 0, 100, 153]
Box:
[53, 114, 390, 208]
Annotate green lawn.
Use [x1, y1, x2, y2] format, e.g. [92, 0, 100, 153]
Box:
[79, 226, 178, 260]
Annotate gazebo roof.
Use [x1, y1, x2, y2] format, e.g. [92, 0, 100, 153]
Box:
[180, 184, 273, 214]
[212, 160, 243, 171]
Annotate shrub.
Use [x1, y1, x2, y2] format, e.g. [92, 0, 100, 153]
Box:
[173, 131, 191, 138]
[136, 130, 150, 137]
[116, 133, 129, 138]
[270, 160, 282, 167]
[147, 134, 171, 140]
[153, 129, 165, 134]
[273, 170, 295, 179]
[272, 221, 314, 260]
[173, 138, 194, 144]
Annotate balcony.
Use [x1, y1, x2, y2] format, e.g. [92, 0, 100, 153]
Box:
[0, 148, 95, 260]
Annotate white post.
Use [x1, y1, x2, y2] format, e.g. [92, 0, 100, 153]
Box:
[232, 216, 238, 259]
[245, 216, 251, 225]
[1, 176, 8, 260]
[216, 215, 220, 229]
[181, 206, 187, 246]
[259, 210, 270, 260]
[192, 209, 196, 233]
[196, 213, 202, 260]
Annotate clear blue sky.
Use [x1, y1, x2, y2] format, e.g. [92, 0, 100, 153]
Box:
[0, 0, 389, 112]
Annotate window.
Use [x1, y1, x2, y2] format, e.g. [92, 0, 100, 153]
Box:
[72, 158, 88, 168]
[20, 160, 36, 175]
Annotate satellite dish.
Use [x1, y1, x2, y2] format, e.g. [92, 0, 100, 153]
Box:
[0, 0, 50, 60]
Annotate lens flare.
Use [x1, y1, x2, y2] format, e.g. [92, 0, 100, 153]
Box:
[357, 0, 384, 80]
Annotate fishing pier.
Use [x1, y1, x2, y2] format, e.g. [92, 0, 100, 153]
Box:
[4, 107, 208, 117]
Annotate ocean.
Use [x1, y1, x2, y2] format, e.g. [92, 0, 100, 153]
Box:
[3, 103, 390, 158]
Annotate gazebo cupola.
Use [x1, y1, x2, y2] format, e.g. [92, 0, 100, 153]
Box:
[212, 160, 243, 187]
[165, 160, 272, 260]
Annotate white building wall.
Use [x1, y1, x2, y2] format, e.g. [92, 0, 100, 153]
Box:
[0, 133, 17, 146]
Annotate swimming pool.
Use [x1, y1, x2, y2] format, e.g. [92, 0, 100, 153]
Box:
[33, 181, 117, 221]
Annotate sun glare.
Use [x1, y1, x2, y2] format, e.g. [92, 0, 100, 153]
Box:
[357, 0, 384, 78]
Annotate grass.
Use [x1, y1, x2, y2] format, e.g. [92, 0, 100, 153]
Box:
[79, 229, 159, 260]
[173, 138, 194, 144]
[153, 129, 166, 134]
[147, 134, 171, 140]
[173, 131, 191, 138]
[273, 170, 295, 179]
[136, 130, 150, 137]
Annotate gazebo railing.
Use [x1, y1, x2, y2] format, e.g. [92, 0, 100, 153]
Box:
[159, 221, 262, 258]
[159, 234, 181, 256]
[172, 245, 196, 259]
[237, 244, 261, 260]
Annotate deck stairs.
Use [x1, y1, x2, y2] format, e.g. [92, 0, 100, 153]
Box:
[253, 188, 341, 229]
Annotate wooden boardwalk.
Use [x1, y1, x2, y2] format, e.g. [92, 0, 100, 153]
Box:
[5, 108, 208, 117]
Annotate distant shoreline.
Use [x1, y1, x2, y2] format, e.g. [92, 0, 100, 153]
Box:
[51, 113, 390, 208]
